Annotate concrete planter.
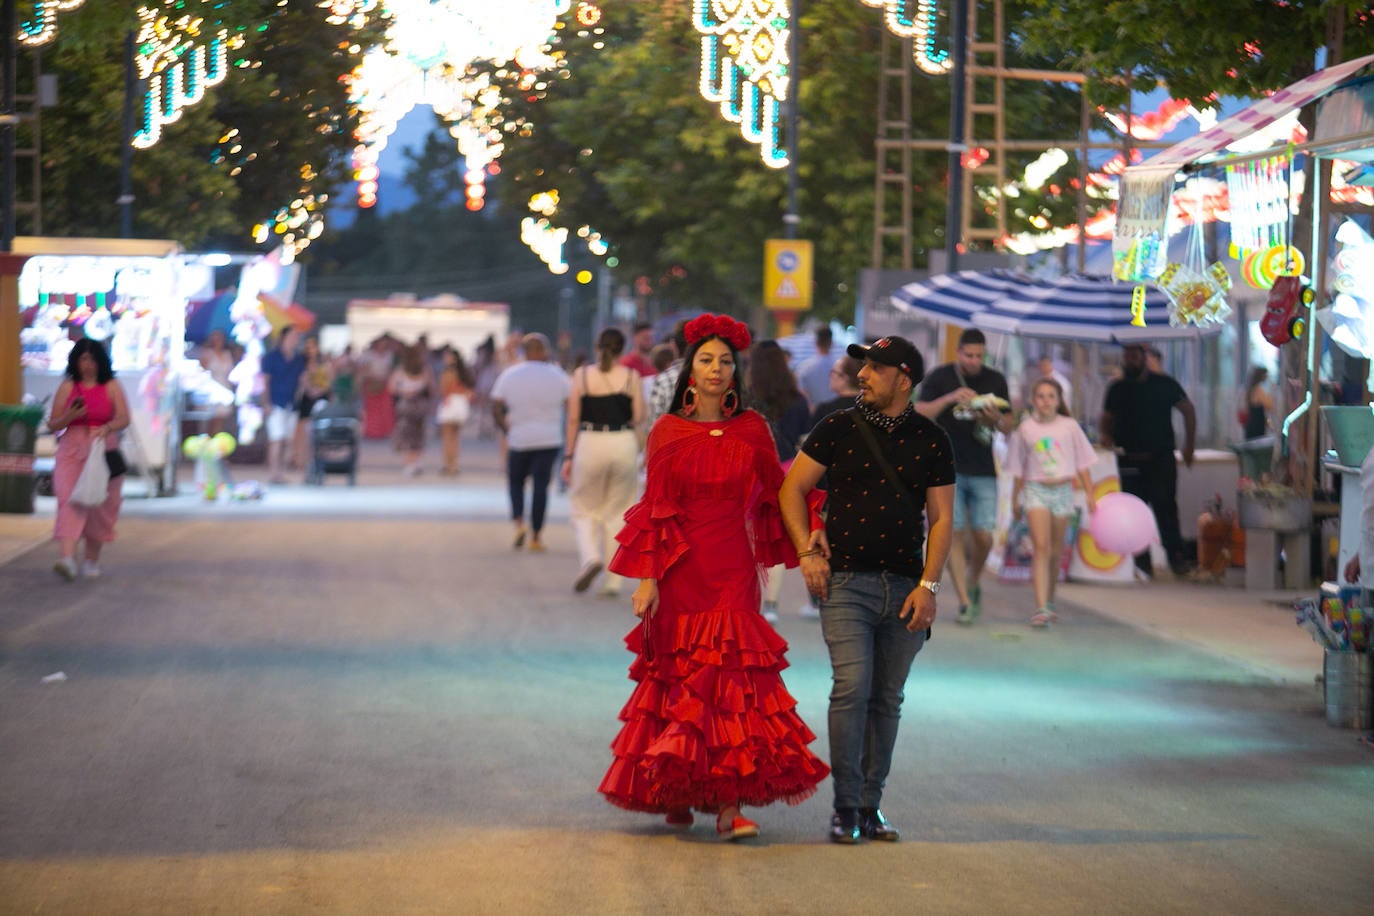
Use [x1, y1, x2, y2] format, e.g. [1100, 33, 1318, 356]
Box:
[1237, 492, 1311, 532]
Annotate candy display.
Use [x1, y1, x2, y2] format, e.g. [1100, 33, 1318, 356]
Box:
[1225, 156, 1291, 268]
[1297, 586, 1371, 653]
[1155, 260, 1233, 328]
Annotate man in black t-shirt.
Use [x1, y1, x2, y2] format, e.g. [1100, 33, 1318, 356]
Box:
[781, 335, 955, 845]
[1099, 343, 1196, 576]
[915, 328, 1012, 625]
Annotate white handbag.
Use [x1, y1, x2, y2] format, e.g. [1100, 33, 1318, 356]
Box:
[437, 392, 471, 424]
[71, 438, 111, 507]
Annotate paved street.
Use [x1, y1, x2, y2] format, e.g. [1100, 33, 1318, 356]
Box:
[1, 434, 1371, 914]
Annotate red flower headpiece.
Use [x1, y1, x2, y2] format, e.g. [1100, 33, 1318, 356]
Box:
[684, 314, 751, 352]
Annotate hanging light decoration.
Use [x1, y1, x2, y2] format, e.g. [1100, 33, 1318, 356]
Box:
[693, 0, 791, 168]
[16, 0, 86, 47]
[317, 0, 381, 29]
[343, 0, 571, 209]
[131, 2, 246, 149]
[861, 1, 949, 75]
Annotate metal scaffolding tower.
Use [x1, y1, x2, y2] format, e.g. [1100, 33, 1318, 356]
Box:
[871, 0, 1090, 271]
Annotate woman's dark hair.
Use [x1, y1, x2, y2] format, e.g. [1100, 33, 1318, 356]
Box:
[443, 347, 476, 388]
[596, 327, 625, 371]
[669, 333, 749, 416]
[401, 343, 426, 375]
[746, 339, 803, 421]
[1246, 366, 1269, 390]
[65, 338, 114, 384]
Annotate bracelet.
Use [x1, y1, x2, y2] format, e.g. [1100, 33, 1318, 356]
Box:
[796, 549, 820, 559]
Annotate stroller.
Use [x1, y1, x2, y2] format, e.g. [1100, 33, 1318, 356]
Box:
[306, 399, 360, 485]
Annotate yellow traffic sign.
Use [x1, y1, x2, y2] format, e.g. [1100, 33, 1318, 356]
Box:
[763, 239, 813, 311]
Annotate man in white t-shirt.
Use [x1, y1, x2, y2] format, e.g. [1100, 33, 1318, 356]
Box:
[491, 333, 572, 552]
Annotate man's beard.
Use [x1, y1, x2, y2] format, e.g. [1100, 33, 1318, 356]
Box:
[1123, 365, 1144, 380]
[860, 387, 895, 411]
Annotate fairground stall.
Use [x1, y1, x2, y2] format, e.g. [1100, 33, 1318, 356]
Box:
[16, 237, 188, 496]
[1118, 51, 1374, 588]
[1119, 53, 1374, 726]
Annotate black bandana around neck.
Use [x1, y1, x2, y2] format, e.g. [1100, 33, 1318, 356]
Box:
[855, 397, 913, 433]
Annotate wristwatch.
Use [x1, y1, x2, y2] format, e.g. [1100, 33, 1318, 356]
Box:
[918, 579, 941, 595]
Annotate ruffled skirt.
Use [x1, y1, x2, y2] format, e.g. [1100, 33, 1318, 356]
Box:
[599, 601, 829, 814]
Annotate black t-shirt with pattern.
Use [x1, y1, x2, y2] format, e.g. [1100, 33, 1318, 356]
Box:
[801, 408, 956, 577]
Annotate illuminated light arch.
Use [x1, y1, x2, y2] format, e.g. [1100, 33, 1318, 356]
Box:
[860, 0, 949, 75]
[16, 0, 86, 47]
[694, 0, 791, 169]
[344, 1, 571, 210]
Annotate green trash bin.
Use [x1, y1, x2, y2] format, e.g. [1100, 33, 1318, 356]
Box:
[0, 404, 45, 514]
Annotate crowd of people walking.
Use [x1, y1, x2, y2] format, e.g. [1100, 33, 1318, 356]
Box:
[50, 310, 1225, 845]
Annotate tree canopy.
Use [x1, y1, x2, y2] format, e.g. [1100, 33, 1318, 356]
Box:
[24, 0, 382, 249]
[1016, 0, 1374, 106]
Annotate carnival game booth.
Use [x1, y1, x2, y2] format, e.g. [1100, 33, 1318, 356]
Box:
[16, 237, 187, 496]
[1118, 52, 1374, 592]
[890, 272, 1232, 584]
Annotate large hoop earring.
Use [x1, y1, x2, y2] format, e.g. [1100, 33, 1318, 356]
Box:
[682, 384, 698, 417]
[720, 384, 738, 419]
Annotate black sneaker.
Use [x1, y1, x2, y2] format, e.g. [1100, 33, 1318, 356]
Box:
[830, 808, 862, 844]
[859, 807, 900, 842]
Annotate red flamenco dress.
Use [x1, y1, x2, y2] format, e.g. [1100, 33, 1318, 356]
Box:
[599, 410, 829, 815]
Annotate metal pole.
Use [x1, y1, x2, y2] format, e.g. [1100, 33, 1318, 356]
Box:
[943, 0, 968, 272]
[2, 0, 16, 251]
[783, 0, 800, 240]
[119, 29, 135, 237]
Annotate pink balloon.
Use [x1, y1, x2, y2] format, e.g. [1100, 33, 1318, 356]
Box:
[1088, 492, 1159, 555]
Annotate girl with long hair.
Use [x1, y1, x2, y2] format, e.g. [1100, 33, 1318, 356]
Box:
[1006, 377, 1097, 628]
[436, 348, 475, 475]
[746, 340, 812, 623]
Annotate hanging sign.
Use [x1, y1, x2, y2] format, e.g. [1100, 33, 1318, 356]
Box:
[763, 239, 813, 311]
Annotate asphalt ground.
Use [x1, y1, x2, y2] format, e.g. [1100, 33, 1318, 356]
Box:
[1, 433, 1371, 914]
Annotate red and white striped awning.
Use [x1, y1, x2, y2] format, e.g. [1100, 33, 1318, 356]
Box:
[1127, 53, 1374, 179]
[1117, 53, 1374, 257]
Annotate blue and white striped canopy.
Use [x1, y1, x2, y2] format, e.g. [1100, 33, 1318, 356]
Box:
[889, 269, 1028, 326]
[892, 271, 1219, 343]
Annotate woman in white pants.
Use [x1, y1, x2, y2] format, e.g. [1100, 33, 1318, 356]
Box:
[562, 328, 645, 595]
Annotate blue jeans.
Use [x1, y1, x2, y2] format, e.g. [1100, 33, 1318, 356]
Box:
[507, 447, 559, 533]
[821, 570, 927, 810]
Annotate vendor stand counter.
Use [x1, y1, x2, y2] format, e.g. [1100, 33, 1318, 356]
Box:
[15, 237, 187, 496]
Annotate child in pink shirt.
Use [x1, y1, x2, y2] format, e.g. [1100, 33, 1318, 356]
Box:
[1006, 378, 1097, 627]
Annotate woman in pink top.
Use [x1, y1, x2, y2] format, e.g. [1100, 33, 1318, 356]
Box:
[47, 338, 131, 581]
[1006, 377, 1097, 628]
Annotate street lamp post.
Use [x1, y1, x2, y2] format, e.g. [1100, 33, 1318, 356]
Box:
[944, 0, 969, 273]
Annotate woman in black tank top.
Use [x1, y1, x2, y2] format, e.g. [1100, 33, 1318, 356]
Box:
[563, 328, 646, 595]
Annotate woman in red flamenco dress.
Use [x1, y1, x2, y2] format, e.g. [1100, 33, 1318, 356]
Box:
[598, 314, 829, 841]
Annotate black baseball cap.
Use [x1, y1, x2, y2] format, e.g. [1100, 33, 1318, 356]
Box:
[847, 336, 924, 384]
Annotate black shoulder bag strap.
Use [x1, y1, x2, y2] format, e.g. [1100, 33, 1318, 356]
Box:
[849, 410, 933, 639]
[849, 410, 918, 517]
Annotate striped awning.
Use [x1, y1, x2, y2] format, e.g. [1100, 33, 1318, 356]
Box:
[888, 269, 1029, 326]
[891, 271, 1211, 344]
[1117, 53, 1374, 266]
[1129, 53, 1374, 175]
